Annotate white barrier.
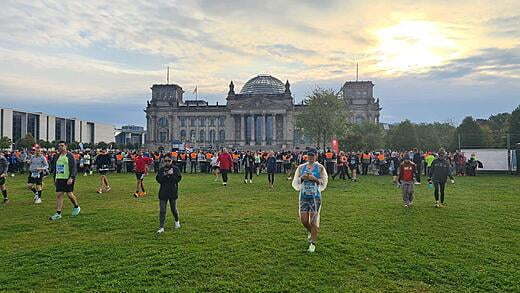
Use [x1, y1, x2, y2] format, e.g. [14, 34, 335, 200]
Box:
[461, 149, 512, 171]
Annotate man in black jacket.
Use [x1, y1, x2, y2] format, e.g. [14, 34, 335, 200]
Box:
[429, 149, 455, 208]
[155, 154, 182, 233]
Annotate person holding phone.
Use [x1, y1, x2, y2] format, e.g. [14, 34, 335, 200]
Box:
[292, 149, 328, 253]
[155, 154, 182, 233]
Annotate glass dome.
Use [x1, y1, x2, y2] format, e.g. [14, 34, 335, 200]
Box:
[240, 75, 285, 95]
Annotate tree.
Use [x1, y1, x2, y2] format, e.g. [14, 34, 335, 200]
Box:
[97, 141, 109, 150]
[0, 136, 12, 150]
[339, 122, 384, 151]
[296, 87, 349, 149]
[509, 105, 520, 144]
[454, 116, 483, 149]
[415, 122, 456, 151]
[15, 133, 36, 149]
[385, 120, 417, 151]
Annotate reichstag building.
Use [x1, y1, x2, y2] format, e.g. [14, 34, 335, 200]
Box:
[145, 74, 381, 150]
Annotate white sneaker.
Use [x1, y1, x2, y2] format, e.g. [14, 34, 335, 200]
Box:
[156, 228, 164, 234]
[214, 178, 218, 182]
[84, 173, 88, 176]
[244, 179, 247, 184]
[34, 198, 42, 204]
[11, 173, 15, 177]
[223, 182, 227, 186]
[307, 243, 316, 253]
[90, 171, 93, 175]
[249, 180, 253, 184]
[414, 182, 421, 185]
[175, 221, 181, 229]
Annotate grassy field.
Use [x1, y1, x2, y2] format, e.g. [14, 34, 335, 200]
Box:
[0, 171, 519, 292]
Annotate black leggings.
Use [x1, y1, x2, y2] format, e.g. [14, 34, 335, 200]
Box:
[244, 167, 253, 180]
[268, 172, 275, 184]
[159, 198, 178, 228]
[433, 181, 446, 203]
[221, 169, 229, 183]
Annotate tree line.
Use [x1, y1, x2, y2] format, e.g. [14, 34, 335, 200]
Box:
[296, 88, 520, 151]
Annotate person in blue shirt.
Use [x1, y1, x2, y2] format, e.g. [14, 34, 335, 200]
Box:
[292, 149, 328, 253]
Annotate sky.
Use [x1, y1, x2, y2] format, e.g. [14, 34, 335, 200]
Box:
[0, 0, 519, 127]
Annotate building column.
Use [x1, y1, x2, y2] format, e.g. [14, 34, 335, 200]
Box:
[251, 114, 255, 145]
[282, 115, 286, 142]
[242, 115, 245, 143]
[262, 114, 267, 145]
[273, 114, 277, 142]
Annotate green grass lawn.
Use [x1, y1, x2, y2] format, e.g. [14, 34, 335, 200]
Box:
[0, 171, 519, 292]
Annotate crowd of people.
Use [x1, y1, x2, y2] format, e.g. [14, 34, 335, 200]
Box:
[0, 143, 484, 253]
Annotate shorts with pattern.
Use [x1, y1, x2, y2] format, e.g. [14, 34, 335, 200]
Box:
[299, 197, 321, 212]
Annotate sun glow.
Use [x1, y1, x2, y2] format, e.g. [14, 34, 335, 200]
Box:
[375, 20, 457, 73]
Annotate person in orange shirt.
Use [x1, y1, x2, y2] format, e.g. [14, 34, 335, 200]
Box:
[189, 151, 197, 173]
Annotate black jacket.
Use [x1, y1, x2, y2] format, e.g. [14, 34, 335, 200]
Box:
[429, 158, 452, 183]
[156, 165, 182, 200]
[242, 154, 255, 169]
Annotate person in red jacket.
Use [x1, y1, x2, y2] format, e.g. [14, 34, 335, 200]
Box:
[133, 150, 153, 197]
[217, 148, 233, 186]
[398, 154, 417, 207]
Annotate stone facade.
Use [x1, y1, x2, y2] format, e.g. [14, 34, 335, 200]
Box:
[145, 75, 382, 150]
[342, 81, 382, 124]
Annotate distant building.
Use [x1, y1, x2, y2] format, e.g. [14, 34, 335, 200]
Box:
[145, 74, 382, 150]
[342, 81, 382, 124]
[0, 107, 115, 145]
[115, 125, 145, 146]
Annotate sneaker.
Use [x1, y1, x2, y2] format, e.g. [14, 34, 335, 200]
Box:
[34, 198, 42, 204]
[307, 243, 316, 253]
[84, 173, 88, 176]
[214, 178, 218, 182]
[434, 201, 439, 208]
[97, 189, 102, 194]
[244, 179, 247, 184]
[33, 193, 39, 202]
[249, 180, 253, 184]
[133, 192, 139, 198]
[90, 171, 93, 175]
[439, 203, 446, 208]
[10, 173, 15, 177]
[2, 198, 9, 204]
[141, 192, 146, 197]
[403, 204, 408, 208]
[49, 213, 62, 220]
[223, 182, 227, 186]
[287, 176, 292, 180]
[156, 227, 164, 234]
[175, 221, 181, 229]
[72, 206, 81, 216]
[414, 182, 421, 185]
[450, 179, 455, 184]
[106, 186, 111, 192]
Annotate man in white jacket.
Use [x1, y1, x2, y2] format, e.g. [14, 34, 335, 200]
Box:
[292, 148, 328, 253]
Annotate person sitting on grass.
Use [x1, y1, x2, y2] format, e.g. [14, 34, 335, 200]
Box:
[156, 154, 182, 234]
[292, 148, 328, 253]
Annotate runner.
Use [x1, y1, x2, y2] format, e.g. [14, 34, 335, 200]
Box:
[210, 152, 220, 182]
[398, 154, 416, 207]
[82, 151, 92, 176]
[291, 149, 328, 253]
[217, 148, 233, 186]
[282, 151, 293, 180]
[0, 151, 9, 204]
[254, 151, 262, 176]
[27, 148, 49, 204]
[155, 154, 182, 234]
[94, 148, 112, 194]
[389, 152, 400, 186]
[49, 141, 80, 220]
[266, 151, 277, 188]
[348, 151, 360, 182]
[133, 150, 153, 198]
[429, 149, 455, 208]
[242, 150, 255, 184]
